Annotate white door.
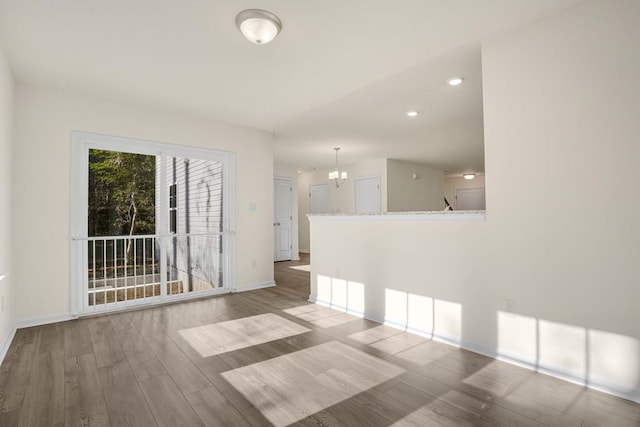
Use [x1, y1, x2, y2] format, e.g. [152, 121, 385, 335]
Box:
[309, 183, 329, 214]
[455, 187, 485, 210]
[274, 178, 293, 261]
[355, 176, 381, 214]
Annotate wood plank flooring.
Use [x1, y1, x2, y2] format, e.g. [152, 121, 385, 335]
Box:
[0, 253, 638, 426]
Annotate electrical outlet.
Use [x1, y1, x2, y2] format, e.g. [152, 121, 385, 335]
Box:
[251, 259, 257, 268]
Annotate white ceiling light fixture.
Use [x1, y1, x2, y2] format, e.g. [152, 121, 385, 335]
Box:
[328, 147, 347, 188]
[235, 9, 282, 45]
[447, 76, 464, 86]
[463, 173, 476, 180]
[406, 110, 419, 118]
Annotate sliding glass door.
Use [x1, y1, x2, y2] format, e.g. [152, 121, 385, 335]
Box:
[71, 132, 235, 315]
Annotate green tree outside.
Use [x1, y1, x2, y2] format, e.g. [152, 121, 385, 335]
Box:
[88, 149, 156, 239]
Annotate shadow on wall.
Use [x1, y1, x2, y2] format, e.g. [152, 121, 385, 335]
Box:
[313, 274, 640, 402]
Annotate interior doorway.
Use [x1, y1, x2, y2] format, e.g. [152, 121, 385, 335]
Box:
[354, 176, 381, 214]
[309, 183, 329, 214]
[274, 177, 293, 262]
[455, 187, 485, 210]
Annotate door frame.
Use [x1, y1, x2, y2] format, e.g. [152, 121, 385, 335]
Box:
[354, 175, 381, 214]
[309, 183, 330, 214]
[273, 176, 293, 262]
[454, 186, 485, 210]
[70, 131, 236, 315]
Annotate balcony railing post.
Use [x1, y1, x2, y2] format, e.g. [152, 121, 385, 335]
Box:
[160, 235, 168, 298]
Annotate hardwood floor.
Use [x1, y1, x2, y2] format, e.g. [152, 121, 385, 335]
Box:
[0, 254, 638, 426]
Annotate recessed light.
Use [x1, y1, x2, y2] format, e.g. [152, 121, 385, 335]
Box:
[447, 77, 464, 86]
[406, 111, 419, 118]
[463, 173, 475, 180]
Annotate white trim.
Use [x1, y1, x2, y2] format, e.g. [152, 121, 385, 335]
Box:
[71, 131, 236, 161]
[0, 325, 17, 365]
[15, 313, 76, 329]
[70, 131, 236, 315]
[77, 288, 230, 317]
[273, 176, 294, 262]
[307, 294, 640, 404]
[231, 281, 276, 293]
[308, 212, 485, 222]
[353, 174, 382, 214]
[308, 183, 330, 214]
[307, 295, 364, 318]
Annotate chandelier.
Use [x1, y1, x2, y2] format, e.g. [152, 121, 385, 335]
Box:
[328, 147, 347, 188]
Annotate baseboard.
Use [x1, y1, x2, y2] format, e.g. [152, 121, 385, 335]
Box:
[231, 280, 276, 293]
[307, 294, 640, 403]
[0, 324, 17, 365]
[0, 312, 75, 365]
[308, 296, 364, 318]
[490, 351, 640, 404]
[15, 312, 76, 329]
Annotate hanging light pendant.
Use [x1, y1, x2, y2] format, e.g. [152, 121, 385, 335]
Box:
[235, 9, 282, 45]
[329, 147, 347, 188]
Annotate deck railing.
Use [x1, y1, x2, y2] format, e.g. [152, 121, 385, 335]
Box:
[76, 232, 229, 312]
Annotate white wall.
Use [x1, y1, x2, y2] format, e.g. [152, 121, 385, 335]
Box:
[274, 162, 300, 260]
[444, 175, 485, 210]
[310, 0, 640, 401]
[0, 42, 14, 352]
[12, 84, 274, 322]
[387, 159, 444, 211]
[296, 170, 324, 253]
[297, 158, 387, 252]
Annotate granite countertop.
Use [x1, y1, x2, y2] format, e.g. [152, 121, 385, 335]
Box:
[307, 210, 486, 221]
[308, 210, 484, 216]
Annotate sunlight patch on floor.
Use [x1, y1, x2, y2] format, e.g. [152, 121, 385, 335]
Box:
[389, 388, 490, 426]
[394, 340, 455, 365]
[289, 264, 311, 272]
[283, 303, 360, 328]
[348, 324, 404, 345]
[349, 324, 437, 357]
[178, 313, 310, 357]
[222, 341, 404, 426]
[369, 332, 429, 355]
[461, 359, 531, 397]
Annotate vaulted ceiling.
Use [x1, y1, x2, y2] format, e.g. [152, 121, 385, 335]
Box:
[0, 0, 581, 173]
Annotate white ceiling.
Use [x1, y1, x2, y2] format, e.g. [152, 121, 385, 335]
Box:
[0, 0, 580, 174]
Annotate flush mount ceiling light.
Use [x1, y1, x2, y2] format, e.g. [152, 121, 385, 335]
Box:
[406, 110, 419, 118]
[463, 173, 476, 180]
[447, 76, 464, 86]
[235, 9, 282, 45]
